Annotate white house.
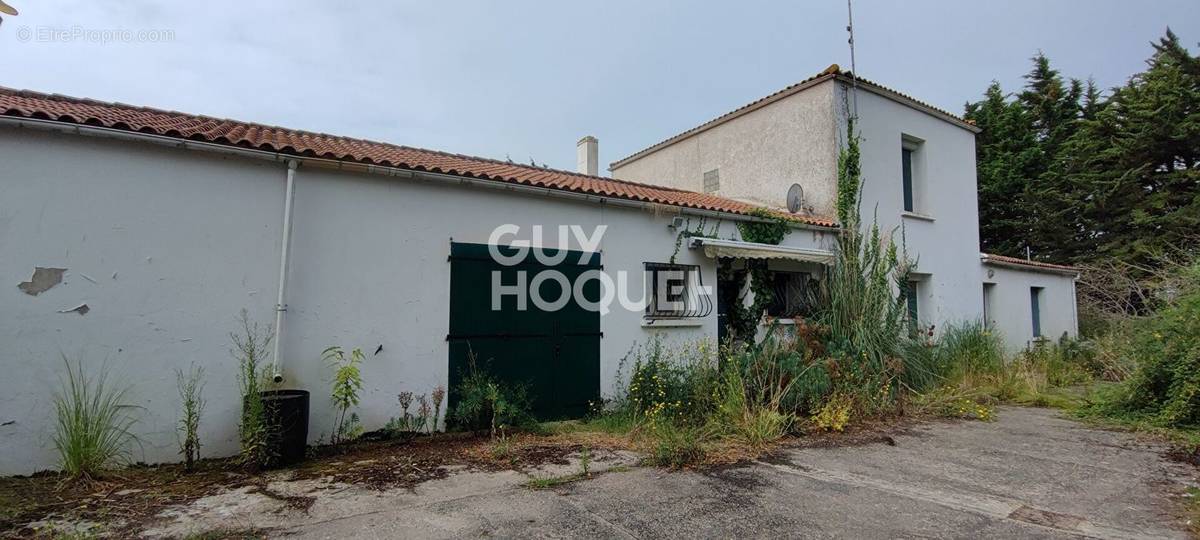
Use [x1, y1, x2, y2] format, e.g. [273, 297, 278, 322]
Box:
[0, 66, 1077, 474]
[610, 65, 1079, 350]
[0, 86, 837, 474]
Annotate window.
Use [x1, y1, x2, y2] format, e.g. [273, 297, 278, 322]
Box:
[766, 271, 817, 318]
[982, 283, 996, 327]
[905, 280, 920, 328]
[1031, 286, 1043, 338]
[901, 135, 925, 214]
[644, 262, 712, 318]
[703, 169, 720, 194]
[901, 148, 915, 212]
[903, 275, 930, 335]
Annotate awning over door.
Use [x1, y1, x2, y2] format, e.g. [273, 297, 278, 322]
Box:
[689, 237, 835, 264]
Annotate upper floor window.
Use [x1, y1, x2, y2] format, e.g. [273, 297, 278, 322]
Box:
[902, 148, 915, 212]
[901, 135, 925, 214]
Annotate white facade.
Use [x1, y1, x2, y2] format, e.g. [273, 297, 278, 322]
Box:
[612, 73, 1078, 349]
[0, 127, 832, 475]
[0, 71, 1078, 474]
[982, 262, 1079, 351]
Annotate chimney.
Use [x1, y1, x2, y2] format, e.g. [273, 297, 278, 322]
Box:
[576, 136, 598, 176]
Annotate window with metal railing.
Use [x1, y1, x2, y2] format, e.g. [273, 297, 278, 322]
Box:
[644, 262, 713, 319]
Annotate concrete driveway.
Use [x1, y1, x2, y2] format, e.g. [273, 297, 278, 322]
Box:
[151, 407, 1196, 539]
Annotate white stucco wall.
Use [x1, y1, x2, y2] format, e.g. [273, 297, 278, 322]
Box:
[844, 85, 985, 332]
[612, 78, 989, 333]
[0, 128, 840, 475]
[982, 264, 1079, 352]
[610, 80, 840, 216]
[1, 129, 283, 475]
[608, 77, 1081, 353]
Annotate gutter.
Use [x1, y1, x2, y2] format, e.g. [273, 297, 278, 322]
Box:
[0, 116, 836, 233]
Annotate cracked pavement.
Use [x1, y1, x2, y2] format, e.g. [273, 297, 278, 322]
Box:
[150, 407, 1197, 539]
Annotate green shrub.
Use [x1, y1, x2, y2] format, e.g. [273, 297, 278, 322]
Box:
[914, 324, 1092, 414]
[710, 356, 794, 447]
[619, 337, 719, 425]
[644, 421, 712, 469]
[1023, 337, 1093, 388]
[452, 350, 533, 436]
[1096, 262, 1200, 427]
[812, 393, 852, 431]
[52, 356, 139, 481]
[322, 346, 365, 444]
[937, 321, 1006, 378]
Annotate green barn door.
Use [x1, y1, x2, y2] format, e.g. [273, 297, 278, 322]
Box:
[447, 242, 601, 421]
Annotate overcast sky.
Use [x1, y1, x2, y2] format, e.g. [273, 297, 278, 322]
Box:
[1, 1, 1197, 173]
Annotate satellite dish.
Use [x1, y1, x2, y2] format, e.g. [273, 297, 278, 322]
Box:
[786, 183, 805, 213]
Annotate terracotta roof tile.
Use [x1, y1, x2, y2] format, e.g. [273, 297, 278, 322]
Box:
[981, 253, 1080, 274]
[0, 86, 836, 228]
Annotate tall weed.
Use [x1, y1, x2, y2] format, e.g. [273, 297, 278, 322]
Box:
[231, 310, 274, 468]
[52, 356, 139, 481]
[175, 364, 205, 472]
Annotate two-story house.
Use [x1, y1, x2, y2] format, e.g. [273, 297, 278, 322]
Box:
[606, 65, 1079, 351]
[0, 69, 1076, 473]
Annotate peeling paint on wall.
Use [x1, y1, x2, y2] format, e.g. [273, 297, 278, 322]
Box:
[17, 267, 66, 295]
[57, 303, 90, 315]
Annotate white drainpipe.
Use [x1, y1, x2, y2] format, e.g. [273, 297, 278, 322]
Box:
[271, 160, 299, 383]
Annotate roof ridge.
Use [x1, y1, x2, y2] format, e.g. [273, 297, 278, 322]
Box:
[610, 65, 976, 168]
[0, 85, 694, 195]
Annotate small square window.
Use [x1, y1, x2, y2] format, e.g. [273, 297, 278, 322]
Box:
[766, 271, 817, 318]
[644, 262, 711, 318]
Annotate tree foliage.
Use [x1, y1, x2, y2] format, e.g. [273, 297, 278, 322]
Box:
[965, 30, 1199, 271]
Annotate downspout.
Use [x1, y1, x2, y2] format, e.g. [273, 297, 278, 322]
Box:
[271, 160, 299, 383]
[1070, 274, 1080, 338]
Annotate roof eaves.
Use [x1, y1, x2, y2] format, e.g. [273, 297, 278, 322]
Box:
[609, 71, 839, 170]
[981, 253, 1080, 276]
[610, 67, 980, 170]
[0, 86, 841, 229]
[837, 74, 980, 133]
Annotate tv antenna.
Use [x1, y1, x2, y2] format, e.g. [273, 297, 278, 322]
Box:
[846, 0, 859, 119]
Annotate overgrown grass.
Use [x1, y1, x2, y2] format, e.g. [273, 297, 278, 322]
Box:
[1082, 261, 1200, 428]
[52, 356, 139, 482]
[913, 326, 1095, 418]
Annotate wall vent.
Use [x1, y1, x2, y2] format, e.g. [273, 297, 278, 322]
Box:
[703, 169, 720, 193]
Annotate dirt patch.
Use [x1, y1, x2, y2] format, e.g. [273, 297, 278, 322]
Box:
[247, 483, 316, 513]
[0, 431, 629, 537]
[1007, 504, 1085, 531]
[786, 416, 932, 450]
[0, 458, 254, 538]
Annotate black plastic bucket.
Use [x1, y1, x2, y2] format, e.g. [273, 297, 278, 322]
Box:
[260, 389, 310, 466]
